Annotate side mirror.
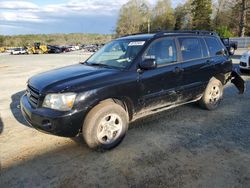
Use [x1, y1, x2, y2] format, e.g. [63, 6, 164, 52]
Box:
[217, 49, 228, 56]
[140, 58, 157, 70]
[227, 47, 235, 56]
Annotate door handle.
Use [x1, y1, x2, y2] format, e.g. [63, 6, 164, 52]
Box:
[173, 67, 184, 73]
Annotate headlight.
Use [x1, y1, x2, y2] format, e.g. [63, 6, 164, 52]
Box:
[42, 93, 76, 111]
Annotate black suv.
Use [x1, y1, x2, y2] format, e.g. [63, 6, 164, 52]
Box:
[20, 31, 245, 150]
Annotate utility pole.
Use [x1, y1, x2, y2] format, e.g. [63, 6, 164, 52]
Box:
[147, 18, 151, 33]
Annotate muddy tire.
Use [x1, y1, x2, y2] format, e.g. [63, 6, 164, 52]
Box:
[82, 100, 129, 150]
[199, 78, 224, 110]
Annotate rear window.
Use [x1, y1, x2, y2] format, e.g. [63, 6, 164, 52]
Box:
[205, 37, 224, 56]
[178, 38, 203, 61]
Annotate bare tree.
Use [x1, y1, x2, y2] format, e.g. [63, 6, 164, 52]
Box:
[238, 0, 250, 37]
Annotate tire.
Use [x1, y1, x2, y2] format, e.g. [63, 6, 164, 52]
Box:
[199, 78, 224, 110]
[82, 100, 129, 150]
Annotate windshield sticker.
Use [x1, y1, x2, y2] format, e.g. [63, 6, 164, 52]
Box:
[128, 41, 145, 46]
[117, 58, 130, 63]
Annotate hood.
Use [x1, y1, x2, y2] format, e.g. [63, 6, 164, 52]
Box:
[28, 64, 119, 93]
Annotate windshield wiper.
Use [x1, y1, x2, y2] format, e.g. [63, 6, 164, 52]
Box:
[87, 62, 113, 68]
[84, 61, 123, 70]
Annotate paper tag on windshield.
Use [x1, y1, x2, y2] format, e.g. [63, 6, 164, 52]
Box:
[128, 41, 145, 46]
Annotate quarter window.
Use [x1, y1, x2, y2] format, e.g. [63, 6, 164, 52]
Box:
[178, 38, 203, 61]
[144, 38, 177, 65]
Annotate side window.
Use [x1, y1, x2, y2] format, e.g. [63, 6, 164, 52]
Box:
[178, 37, 203, 61]
[205, 37, 224, 56]
[144, 38, 177, 65]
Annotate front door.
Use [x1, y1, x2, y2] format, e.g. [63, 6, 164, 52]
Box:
[138, 37, 183, 111]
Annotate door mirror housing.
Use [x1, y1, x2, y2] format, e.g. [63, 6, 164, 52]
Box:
[140, 58, 157, 70]
[227, 47, 234, 56]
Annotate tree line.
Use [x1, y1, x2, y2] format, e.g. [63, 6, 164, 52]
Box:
[0, 34, 112, 47]
[116, 0, 250, 37]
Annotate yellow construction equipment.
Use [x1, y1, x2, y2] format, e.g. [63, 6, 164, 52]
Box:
[27, 42, 48, 54]
[0, 47, 5, 53]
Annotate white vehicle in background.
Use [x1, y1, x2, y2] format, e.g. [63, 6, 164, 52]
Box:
[74, 45, 80, 50]
[240, 49, 250, 73]
[6, 48, 15, 53]
[11, 47, 27, 55]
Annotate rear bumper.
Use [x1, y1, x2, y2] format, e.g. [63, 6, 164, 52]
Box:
[20, 94, 84, 137]
[230, 70, 246, 94]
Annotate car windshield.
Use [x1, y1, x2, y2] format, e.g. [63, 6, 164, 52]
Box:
[86, 40, 146, 69]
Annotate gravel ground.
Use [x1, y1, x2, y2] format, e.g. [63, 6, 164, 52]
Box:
[0, 50, 250, 188]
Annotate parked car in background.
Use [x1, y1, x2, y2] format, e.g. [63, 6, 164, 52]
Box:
[47, 45, 62, 54]
[60, 46, 71, 53]
[240, 50, 250, 73]
[221, 38, 238, 55]
[20, 30, 245, 150]
[82, 44, 104, 52]
[11, 47, 27, 55]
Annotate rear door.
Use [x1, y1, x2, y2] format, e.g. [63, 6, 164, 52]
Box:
[176, 37, 214, 101]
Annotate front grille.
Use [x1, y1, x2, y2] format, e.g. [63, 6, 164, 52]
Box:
[240, 62, 247, 67]
[27, 85, 40, 107]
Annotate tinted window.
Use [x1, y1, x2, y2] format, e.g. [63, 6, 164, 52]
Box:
[178, 38, 203, 61]
[144, 38, 177, 65]
[205, 37, 224, 56]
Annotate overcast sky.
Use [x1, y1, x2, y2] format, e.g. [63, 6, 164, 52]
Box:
[0, 0, 184, 35]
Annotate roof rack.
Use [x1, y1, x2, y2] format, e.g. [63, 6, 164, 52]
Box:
[120, 32, 149, 38]
[154, 30, 218, 37]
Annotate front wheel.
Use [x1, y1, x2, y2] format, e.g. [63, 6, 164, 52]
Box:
[82, 100, 129, 150]
[199, 78, 224, 110]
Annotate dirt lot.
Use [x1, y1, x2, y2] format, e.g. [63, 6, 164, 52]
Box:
[0, 51, 250, 188]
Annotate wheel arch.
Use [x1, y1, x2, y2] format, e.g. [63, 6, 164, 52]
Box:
[98, 97, 134, 121]
[212, 73, 228, 85]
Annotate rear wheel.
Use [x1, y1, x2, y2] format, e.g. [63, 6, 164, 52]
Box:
[199, 78, 224, 110]
[82, 100, 129, 150]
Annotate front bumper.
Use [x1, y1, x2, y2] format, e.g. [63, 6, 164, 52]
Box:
[20, 94, 84, 137]
[239, 57, 250, 70]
